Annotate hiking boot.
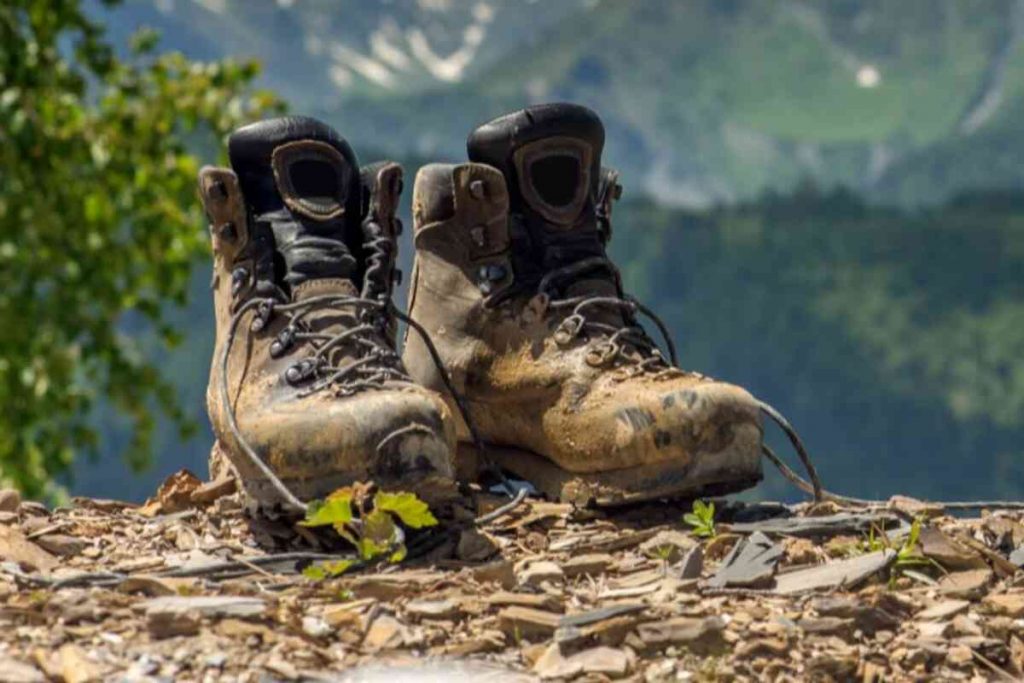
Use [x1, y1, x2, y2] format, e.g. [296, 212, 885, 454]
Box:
[200, 116, 456, 511]
[403, 103, 763, 505]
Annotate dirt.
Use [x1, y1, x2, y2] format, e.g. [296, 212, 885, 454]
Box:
[0, 471, 1023, 682]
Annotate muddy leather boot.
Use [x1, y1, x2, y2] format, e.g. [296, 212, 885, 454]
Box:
[199, 116, 456, 511]
[403, 103, 763, 505]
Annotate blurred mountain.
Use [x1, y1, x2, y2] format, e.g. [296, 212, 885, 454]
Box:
[99, 0, 1024, 207]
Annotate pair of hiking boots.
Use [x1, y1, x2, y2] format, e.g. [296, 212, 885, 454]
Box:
[199, 104, 766, 513]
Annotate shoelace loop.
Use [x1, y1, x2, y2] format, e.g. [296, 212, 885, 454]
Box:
[533, 256, 680, 375]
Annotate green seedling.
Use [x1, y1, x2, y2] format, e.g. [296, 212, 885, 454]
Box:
[888, 518, 944, 586]
[841, 518, 944, 587]
[646, 544, 676, 562]
[684, 499, 717, 539]
[300, 487, 438, 580]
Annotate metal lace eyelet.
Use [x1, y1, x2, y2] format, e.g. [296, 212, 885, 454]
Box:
[585, 341, 619, 367]
[477, 263, 507, 295]
[218, 222, 238, 243]
[284, 359, 316, 386]
[553, 314, 584, 346]
[231, 267, 249, 296]
[250, 300, 274, 332]
[269, 326, 296, 359]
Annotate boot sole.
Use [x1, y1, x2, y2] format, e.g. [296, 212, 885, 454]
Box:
[458, 434, 763, 507]
[238, 469, 460, 513]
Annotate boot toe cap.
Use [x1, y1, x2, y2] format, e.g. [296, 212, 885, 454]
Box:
[612, 379, 763, 464]
[549, 378, 763, 475]
[236, 387, 456, 502]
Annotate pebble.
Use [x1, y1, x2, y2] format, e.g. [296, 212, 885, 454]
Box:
[983, 592, 1024, 618]
[0, 489, 21, 513]
[517, 560, 564, 587]
[301, 615, 332, 638]
[560, 553, 612, 578]
[918, 599, 970, 621]
[405, 598, 461, 620]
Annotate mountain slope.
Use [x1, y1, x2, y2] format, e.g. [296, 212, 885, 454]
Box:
[96, 0, 1024, 207]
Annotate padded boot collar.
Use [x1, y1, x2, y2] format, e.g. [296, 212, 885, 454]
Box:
[228, 116, 361, 217]
[467, 103, 604, 228]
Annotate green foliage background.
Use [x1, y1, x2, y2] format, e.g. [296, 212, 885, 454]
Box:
[0, 0, 280, 497]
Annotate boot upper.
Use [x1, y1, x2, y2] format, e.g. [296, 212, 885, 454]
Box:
[201, 117, 455, 506]
[405, 104, 762, 478]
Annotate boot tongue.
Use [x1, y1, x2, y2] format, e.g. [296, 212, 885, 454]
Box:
[292, 277, 358, 301]
[291, 278, 364, 368]
[228, 116, 364, 294]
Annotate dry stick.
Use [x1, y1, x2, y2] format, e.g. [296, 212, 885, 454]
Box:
[971, 649, 1018, 681]
[155, 552, 351, 579]
[475, 487, 530, 526]
[230, 554, 276, 579]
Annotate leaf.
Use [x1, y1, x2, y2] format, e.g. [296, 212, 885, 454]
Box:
[683, 513, 704, 528]
[389, 545, 408, 563]
[374, 491, 438, 529]
[323, 559, 355, 576]
[301, 494, 353, 528]
[334, 524, 359, 547]
[302, 559, 354, 580]
[302, 565, 327, 581]
[905, 518, 921, 552]
[359, 509, 399, 560]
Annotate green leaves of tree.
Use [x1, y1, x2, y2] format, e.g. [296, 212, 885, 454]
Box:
[0, 0, 281, 497]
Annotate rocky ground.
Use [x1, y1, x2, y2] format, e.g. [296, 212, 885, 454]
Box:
[1, 472, 1023, 682]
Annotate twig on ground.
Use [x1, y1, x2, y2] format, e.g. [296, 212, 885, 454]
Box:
[475, 487, 530, 526]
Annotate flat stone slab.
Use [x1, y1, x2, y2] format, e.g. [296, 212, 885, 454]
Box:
[707, 531, 782, 588]
[774, 550, 895, 595]
[729, 513, 898, 538]
[917, 599, 970, 621]
[139, 596, 267, 619]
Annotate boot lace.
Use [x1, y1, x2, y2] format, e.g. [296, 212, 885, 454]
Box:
[217, 214, 487, 514]
[538, 255, 681, 375]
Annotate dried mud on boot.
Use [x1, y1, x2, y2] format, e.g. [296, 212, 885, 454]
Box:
[404, 104, 765, 506]
[199, 116, 458, 512]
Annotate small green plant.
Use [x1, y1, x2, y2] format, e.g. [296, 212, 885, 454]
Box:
[889, 518, 944, 586]
[299, 486, 438, 579]
[647, 544, 676, 562]
[842, 518, 944, 587]
[684, 499, 717, 538]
